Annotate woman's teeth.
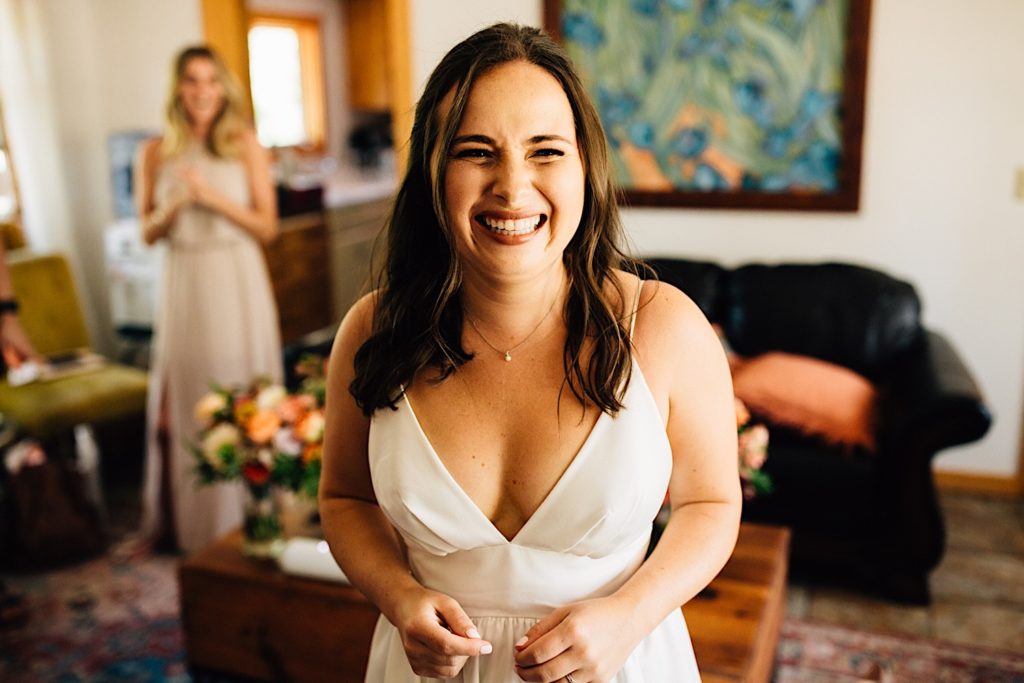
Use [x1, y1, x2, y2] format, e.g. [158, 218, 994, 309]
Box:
[480, 215, 542, 236]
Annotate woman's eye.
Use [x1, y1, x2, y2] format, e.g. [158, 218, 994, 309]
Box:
[452, 148, 491, 159]
[533, 148, 565, 159]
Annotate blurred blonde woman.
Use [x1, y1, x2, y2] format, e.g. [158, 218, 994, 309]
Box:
[135, 45, 282, 554]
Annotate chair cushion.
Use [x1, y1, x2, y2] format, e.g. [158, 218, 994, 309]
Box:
[0, 364, 148, 437]
[731, 351, 878, 452]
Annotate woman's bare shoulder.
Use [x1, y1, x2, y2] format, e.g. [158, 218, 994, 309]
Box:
[333, 291, 379, 360]
[237, 128, 269, 160]
[137, 137, 164, 165]
[609, 268, 705, 328]
[632, 274, 717, 357]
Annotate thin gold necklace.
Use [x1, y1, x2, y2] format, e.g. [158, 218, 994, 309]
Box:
[467, 296, 559, 362]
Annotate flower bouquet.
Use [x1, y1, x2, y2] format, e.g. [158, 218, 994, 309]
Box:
[192, 356, 326, 557]
[735, 397, 772, 500]
[648, 396, 772, 555]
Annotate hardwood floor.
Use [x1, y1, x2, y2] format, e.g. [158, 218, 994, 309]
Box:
[785, 490, 1024, 652]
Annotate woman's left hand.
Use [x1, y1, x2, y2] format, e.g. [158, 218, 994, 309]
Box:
[513, 596, 642, 683]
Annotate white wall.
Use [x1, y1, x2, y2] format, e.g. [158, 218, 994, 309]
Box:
[38, 0, 202, 350]
[20, 0, 1023, 477]
[410, 0, 1024, 478]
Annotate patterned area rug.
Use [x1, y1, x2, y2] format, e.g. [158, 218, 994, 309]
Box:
[1, 552, 189, 683]
[777, 619, 1024, 683]
[5, 551, 1024, 682]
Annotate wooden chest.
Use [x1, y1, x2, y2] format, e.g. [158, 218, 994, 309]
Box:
[180, 524, 789, 682]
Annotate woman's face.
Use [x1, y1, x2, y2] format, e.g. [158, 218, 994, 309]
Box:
[442, 60, 585, 282]
[178, 57, 225, 128]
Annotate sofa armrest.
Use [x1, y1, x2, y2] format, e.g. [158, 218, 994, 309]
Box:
[876, 330, 992, 455]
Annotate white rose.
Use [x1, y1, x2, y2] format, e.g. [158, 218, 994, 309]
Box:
[297, 411, 325, 444]
[273, 428, 303, 457]
[257, 447, 274, 467]
[202, 422, 241, 467]
[255, 385, 288, 412]
[194, 392, 227, 424]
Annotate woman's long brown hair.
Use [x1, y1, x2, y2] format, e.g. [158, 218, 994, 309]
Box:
[350, 23, 644, 417]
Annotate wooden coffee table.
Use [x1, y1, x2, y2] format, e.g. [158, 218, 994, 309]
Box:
[682, 523, 791, 682]
[180, 523, 789, 682]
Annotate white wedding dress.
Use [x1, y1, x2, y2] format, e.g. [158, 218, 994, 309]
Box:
[365, 348, 701, 681]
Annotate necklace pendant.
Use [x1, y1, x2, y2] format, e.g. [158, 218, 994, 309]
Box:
[504, 351, 512, 362]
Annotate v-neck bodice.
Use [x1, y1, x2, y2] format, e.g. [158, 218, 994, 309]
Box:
[367, 360, 672, 618]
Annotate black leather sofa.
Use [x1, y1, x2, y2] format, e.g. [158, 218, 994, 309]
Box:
[646, 258, 992, 604]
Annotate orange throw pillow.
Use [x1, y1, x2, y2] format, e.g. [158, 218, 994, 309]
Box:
[731, 351, 877, 452]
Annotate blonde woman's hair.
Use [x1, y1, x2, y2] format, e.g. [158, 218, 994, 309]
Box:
[161, 45, 249, 159]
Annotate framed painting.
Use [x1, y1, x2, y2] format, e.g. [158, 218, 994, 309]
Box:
[544, 0, 872, 211]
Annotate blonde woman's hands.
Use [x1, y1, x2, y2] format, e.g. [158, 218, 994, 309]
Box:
[390, 586, 493, 679]
[176, 165, 219, 209]
[513, 596, 642, 683]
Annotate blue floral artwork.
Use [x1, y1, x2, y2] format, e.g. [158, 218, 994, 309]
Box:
[554, 0, 864, 206]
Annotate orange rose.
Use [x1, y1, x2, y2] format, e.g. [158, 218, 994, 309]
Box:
[246, 411, 281, 445]
[234, 397, 257, 425]
[302, 443, 322, 464]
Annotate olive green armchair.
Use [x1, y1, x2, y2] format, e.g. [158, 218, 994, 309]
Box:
[0, 251, 148, 438]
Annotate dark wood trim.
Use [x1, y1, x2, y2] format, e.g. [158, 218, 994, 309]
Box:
[544, 0, 873, 212]
[935, 470, 1024, 497]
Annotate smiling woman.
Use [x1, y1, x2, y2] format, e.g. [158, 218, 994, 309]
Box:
[318, 22, 741, 683]
[443, 61, 585, 284]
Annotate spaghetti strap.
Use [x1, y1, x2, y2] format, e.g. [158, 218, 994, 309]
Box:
[628, 278, 643, 339]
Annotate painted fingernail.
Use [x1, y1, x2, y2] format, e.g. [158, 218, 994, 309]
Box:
[467, 628, 481, 639]
[515, 635, 528, 648]
[479, 642, 493, 655]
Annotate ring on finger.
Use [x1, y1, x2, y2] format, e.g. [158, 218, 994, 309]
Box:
[566, 674, 575, 683]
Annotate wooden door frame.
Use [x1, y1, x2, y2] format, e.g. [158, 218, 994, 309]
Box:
[199, 0, 413, 167]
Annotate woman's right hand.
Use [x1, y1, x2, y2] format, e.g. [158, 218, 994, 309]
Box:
[141, 187, 188, 244]
[390, 585, 493, 679]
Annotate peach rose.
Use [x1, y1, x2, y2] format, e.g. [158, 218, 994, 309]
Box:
[276, 396, 310, 424]
[246, 411, 281, 445]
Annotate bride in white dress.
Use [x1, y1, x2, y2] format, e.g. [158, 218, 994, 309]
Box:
[320, 23, 741, 682]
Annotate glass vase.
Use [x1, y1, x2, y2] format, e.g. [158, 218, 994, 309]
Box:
[242, 485, 284, 559]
